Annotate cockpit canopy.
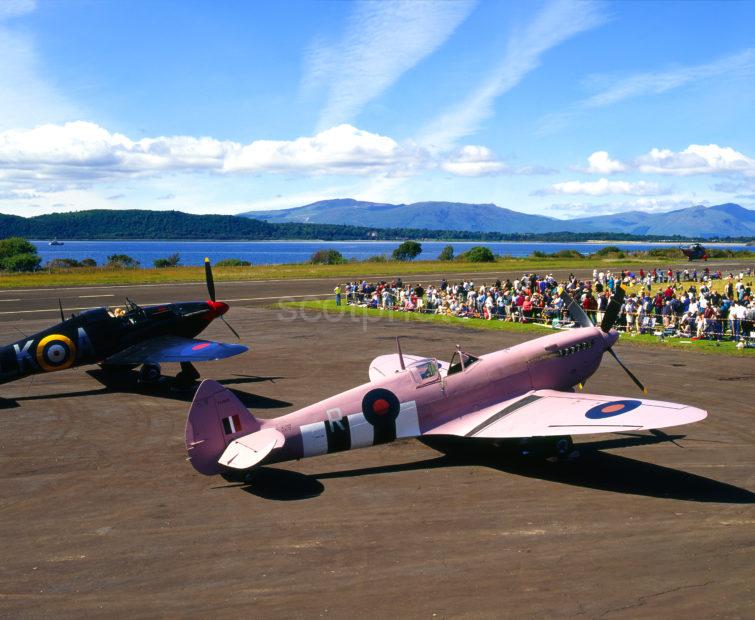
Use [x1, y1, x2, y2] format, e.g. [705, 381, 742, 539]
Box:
[447, 351, 479, 375]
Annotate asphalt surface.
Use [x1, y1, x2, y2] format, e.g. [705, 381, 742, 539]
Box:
[0, 273, 753, 618]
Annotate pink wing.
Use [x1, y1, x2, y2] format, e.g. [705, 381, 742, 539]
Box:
[425, 389, 707, 438]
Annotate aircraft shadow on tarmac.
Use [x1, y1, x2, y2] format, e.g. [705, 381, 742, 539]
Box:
[229, 434, 755, 504]
[0, 371, 291, 410]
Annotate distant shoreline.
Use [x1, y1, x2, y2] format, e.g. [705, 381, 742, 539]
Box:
[31, 238, 754, 246]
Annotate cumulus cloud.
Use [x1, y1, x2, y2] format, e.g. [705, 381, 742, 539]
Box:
[0, 122, 415, 180]
[305, 0, 475, 130]
[223, 124, 417, 174]
[536, 178, 669, 197]
[575, 144, 755, 180]
[583, 150, 625, 174]
[0, 121, 552, 186]
[440, 145, 509, 176]
[636, 144, 755, 177]
[417, 0, 607, 148]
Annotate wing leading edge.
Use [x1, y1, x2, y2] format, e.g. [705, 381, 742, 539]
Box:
[105, 335, 248, 364]
[425, 389, 707, 439]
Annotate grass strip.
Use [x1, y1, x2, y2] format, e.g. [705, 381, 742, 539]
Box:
[0, 255, 752, 289]
[281, 299, 755, 357]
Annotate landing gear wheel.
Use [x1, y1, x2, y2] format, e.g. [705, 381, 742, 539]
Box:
[544, 435, 577, 462]
[138, 363, 162, 385]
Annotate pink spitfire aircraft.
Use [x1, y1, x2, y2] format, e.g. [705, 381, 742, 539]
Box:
[185, 287, 707, 477]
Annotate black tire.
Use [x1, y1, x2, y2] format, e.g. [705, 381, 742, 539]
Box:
[138, 363, 162, 384]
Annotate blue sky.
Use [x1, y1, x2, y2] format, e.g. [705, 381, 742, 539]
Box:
[0, 0, 754, 219]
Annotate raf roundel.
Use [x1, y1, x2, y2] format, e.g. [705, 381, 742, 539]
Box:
[35, 334, 77, 372]
[361, 388, 400, 426]
[585, 399, 642, 419]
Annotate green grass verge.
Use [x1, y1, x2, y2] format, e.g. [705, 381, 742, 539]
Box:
[0, 254, 752, 289]
[281, 299, 755, 357]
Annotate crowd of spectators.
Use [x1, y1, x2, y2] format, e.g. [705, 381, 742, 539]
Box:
[337, 265, 755, 344]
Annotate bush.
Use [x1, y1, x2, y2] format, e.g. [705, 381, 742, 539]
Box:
[706, 248, 734, 258]
[47, 258, 81, 269]
[153, 253, 181, 268]
[459, 246, 495, 262]
[215, 258, 251, 267]
[106, 254, 140, 268]
[531, 250, 547, 258]
[1, 253, 42, 272]
[310, 248, 346, 265]
[552, 249, 584, 259]
[392, 240, 422, 261]
[365, 254, 389, 262]
[593, 245, 622, 256]
[438, 245, 454, 261]
[80, 258, 97, 267]
[0, 237, 37, 259]
[647, 248, 681, 258]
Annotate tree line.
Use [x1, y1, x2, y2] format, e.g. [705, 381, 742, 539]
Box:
[0, 209, 745, 242]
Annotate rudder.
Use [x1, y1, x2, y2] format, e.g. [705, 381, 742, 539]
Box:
[185, 379, 261, 475]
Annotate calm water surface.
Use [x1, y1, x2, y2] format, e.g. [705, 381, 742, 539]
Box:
[32, 240, 752, 268]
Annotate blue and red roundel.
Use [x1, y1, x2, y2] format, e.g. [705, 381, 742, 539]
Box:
[585, 399, 642, 419]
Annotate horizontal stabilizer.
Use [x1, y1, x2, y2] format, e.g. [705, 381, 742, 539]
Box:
[106, 335, 247, 364]
[218, 428, 286, 470]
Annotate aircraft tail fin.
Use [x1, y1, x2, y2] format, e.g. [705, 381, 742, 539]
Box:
[185, 379, 261, 475]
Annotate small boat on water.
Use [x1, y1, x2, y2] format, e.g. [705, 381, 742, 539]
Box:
[49, 239, 64, 246]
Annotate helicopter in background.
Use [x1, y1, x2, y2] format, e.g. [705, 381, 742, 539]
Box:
[680, 243, 708, 261]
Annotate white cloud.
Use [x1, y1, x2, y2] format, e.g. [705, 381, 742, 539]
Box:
[305, 0, 475, 131]
[0, 120, 555, 186]
[583, 151, 625, 174]
[537, 178, 669, 196]
[582, 49, 755, 109]
[0, 0, 36, 20]
[636, 144, 755, 177]
[0, 2, 81, 130]
[417, 0, 606, 148]
[538, 48, 755, 134]
[440, 145, 509, 176]
[223, 124, 417, 174]
[0, 122, 425, 181]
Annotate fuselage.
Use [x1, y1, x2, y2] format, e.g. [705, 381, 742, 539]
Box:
[255, 326, 618, 465]
[0, 301, 223, 385]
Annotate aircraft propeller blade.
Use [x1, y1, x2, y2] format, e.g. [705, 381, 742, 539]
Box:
[204, 257, 216, 302]
[221, 315, 241, 340]
[560, 288, 593, 328]
[600, 285, 626, 332]
[606, 346, 647, 394]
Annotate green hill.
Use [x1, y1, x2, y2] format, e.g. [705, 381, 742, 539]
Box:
[0, 209, 747, 242]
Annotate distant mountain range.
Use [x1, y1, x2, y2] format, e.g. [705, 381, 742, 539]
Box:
[0, 204, 752, 242]
[243, 199, 755, 238]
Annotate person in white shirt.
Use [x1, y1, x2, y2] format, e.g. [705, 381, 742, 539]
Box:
[730, 302, 746, 340]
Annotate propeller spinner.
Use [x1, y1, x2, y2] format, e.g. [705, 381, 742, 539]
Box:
[204, 257, 240, 340]
[561, 284, 646, 394]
